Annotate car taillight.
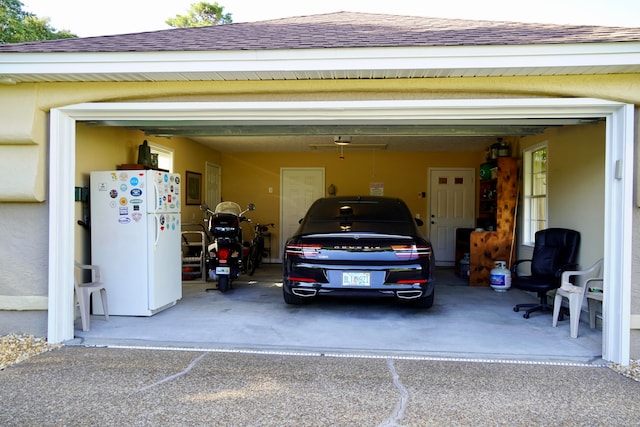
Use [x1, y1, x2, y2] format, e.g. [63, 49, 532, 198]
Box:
[392, 244, 431, 259]
[285, 243, 321, 258]
[397, 279, 427, 284]
[288, 277, 316, 283]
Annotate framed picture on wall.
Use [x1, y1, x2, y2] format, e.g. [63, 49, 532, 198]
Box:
[185, 171, 202, 205]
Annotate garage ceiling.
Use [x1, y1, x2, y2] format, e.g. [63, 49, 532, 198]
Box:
[87, 117, 594, 152]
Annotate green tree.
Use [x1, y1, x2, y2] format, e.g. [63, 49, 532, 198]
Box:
[166, 2, 232, 28]
[0, 0, 75, 44]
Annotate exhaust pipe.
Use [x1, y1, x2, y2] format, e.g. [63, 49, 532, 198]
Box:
[291, 288, 317, 297]
[396, 290, 423, 299]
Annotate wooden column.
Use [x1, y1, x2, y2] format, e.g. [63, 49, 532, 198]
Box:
[469, 157, 518, 286]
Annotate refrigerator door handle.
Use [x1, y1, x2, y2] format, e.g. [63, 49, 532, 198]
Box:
[153, 215, 160, 248]
[151, 180, 160, 212]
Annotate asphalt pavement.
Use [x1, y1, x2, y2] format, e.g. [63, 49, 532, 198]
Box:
[1, 345, 639, 426]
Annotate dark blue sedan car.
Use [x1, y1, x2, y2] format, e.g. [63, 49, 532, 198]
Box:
[283, 196, 435, 308]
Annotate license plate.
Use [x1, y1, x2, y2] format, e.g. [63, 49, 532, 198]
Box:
[342, 272, 370, 286]
[216, 266, 230, 275]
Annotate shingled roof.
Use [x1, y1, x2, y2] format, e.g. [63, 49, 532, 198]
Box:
[2, 11, 640, 53]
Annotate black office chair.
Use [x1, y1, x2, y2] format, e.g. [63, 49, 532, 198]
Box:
[512, 228, 580, 319]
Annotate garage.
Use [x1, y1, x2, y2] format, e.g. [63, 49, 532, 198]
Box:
[1, 13, 637, 365]
[48, 98, 631, 364]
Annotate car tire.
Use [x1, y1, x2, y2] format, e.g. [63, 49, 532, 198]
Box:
[412, 289, 434, 308]
[283, 287, 308, 305]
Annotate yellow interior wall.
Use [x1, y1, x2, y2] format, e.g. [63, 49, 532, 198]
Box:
[74, 123, 221, 262]
[517, 122, 605, 268]
[221, 149, 482, 257]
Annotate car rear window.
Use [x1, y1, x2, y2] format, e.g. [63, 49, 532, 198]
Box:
[297, 197, 419, 236]
[307, 198, 411, 222]
[300, 198, 416, 234]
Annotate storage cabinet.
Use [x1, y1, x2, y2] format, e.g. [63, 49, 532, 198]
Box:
[469, 157, 518, 286]
[478, 177, 498, 229]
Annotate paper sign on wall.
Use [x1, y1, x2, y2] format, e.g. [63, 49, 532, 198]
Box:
[370, 182, 384, 196]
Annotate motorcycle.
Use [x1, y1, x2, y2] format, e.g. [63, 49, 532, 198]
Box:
[200, 201, 255, 292]
[246, 221, 274, 276]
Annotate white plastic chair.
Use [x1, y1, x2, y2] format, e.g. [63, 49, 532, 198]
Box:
[74, 262, 109, 331]
[552, 258, 603, 338]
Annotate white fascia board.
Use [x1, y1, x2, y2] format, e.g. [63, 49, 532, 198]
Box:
[1, 43, 640, 76]
[59, 98, 625, 123]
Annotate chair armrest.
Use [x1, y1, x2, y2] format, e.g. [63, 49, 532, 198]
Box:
[560, 267, 590, 284]
[74, 262, 102, 282]
[560, 259, 603, 288]
[555, 263, 579, 278]
[559, 283, 583, 293]
[511, 259, 532, 275]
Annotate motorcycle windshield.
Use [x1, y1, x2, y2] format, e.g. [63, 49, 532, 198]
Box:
[214, 201, 241, 216]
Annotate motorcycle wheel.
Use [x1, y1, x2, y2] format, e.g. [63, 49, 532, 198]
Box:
[218, 275, 230, 292]
[247, 245, 258, 276]
[254, 240, 264, 269]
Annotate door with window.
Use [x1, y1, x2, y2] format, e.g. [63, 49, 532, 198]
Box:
[429, 168, 475, 266]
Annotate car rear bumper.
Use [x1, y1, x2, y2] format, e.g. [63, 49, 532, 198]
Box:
[283, 279, 434, 300]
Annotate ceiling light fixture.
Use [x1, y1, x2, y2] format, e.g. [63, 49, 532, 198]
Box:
[333, 136, 352, 145]
[0, 77, 17, 85]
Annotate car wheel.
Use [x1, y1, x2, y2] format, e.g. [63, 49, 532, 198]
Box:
[412, 289, 434, 308]
[283, 287, 309, 305]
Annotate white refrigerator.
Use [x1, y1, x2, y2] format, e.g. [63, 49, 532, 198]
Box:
[90, 170, 182, 316]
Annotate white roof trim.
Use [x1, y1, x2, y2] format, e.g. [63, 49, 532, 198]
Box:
[65, 98, 625, 120]
[2, 43, 640, 80]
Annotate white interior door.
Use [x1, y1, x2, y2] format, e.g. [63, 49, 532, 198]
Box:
[280, 168, 325, 261]
[429, 168, 476, 266]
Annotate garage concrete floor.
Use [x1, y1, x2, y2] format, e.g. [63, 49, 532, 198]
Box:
[71, 265, 604, 365]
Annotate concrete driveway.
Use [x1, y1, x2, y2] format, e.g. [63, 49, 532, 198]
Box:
[1, 345, 638, 426]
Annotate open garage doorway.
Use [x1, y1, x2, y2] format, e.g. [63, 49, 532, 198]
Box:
[48, 99, 633, 364]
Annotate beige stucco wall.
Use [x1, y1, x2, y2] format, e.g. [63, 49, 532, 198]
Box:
[0, 74, 637, 359]
[0, 86, 47, 201]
